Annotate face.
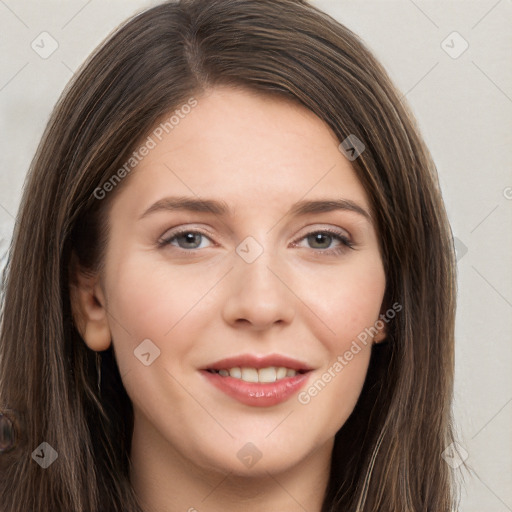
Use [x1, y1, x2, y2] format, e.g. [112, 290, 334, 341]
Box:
[91, 86, 386, 477]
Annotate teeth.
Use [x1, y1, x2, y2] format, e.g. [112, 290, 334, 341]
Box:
[213, 366, 299, 382]
[241, 368, 259, 383]
[276, 367, 287, 379]
[229, 367, 242, 378]
[258, 367, 276, 383]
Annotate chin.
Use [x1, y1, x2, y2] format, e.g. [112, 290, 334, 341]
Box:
[187, 433, 321, 478]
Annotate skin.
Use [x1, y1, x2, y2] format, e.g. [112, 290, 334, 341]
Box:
[71, 85, 387, 512]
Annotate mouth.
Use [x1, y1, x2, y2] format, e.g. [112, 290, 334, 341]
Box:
[200, 354, 314, 407]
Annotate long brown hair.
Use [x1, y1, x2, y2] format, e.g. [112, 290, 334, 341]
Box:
[0, 0, 459, 510]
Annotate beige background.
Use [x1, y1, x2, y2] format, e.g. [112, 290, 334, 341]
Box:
[0, 1, 511, 510]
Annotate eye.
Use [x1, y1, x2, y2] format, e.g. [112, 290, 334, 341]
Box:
[293, 228, 355, 255]
[158, 229, 213, 250]
[158, 226, 355, 256]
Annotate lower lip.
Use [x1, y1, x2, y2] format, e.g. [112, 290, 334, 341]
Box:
[200, 370, 311, 407]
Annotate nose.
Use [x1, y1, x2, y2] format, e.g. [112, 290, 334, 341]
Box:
[221, 250, 295, 331]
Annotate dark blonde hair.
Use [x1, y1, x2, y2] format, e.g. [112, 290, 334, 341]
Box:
[0, 0, 458, 510]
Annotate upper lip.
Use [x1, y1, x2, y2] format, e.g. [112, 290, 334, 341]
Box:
[203, 354, 315, 372]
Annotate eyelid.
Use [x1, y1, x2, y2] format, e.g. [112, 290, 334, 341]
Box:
[157, 225, 217, 250]
[292, 223, 351, 241]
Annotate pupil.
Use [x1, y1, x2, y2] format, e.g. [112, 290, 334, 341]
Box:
[311, 233, 330, 248]
[182, 233, 199, 248]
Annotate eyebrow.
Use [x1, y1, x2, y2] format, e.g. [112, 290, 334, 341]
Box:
[138, 196, 373, 224]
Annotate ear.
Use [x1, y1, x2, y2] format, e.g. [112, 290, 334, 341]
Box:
[373, 327, 387, 344]
[373, 304, 389, 344]
[69, 250, 112, 352]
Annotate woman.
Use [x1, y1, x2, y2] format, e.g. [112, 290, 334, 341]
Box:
[0, 0, 459, 510]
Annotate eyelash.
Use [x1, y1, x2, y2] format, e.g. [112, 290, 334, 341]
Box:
[158, 227, 355, 256]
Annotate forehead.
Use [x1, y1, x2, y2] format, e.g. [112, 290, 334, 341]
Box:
[118, 86, 370, 214]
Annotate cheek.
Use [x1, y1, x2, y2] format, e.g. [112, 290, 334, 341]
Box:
[103, 251, 214, 376]
[292, 259, 384, 434]
[105, 245, 385, 376]
[295, 343, 372, 446]
[296, 255, 386, 353]
[107, 249, 226, 382]
[103, 252, 215, 433]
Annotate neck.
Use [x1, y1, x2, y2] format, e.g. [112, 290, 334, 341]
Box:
[129, 412, 333, 512]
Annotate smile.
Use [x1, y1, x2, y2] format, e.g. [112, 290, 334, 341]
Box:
[201, 354, 314, 407]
